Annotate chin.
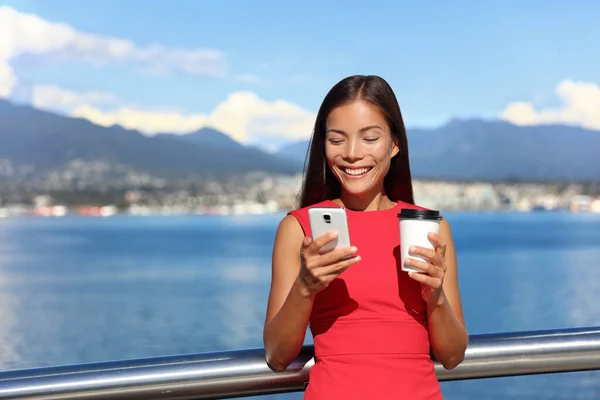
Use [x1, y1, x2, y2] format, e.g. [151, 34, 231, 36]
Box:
[339, 181, 378, 196]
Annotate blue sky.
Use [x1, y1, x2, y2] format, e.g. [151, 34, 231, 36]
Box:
[1, 0, 599, 148]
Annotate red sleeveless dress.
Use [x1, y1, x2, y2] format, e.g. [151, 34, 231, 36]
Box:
[288, 200, 443, 399]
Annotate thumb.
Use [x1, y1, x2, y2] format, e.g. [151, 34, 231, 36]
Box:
[302, 236, 313, 248]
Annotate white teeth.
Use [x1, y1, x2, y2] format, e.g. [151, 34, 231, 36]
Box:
[344, 167, 371, 176]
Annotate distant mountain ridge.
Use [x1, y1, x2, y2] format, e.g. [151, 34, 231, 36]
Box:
[156, 127, 241, 149]
[277, 119, 600, 182]
[0, 100, 298, 181]
[0, 99, 599, 183]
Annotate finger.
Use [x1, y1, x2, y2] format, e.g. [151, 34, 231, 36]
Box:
[409, 246, 438, 263]
[428, 232, 447, 255]
[304, 246, 357, 271]
[307, 231, 339, 254]
[408, 270, 443, 288]
[320, 245, 358, 264]
[407, 257, 445, 278]
[404, 257, 435, 275]
[423, 250, 444, 269]
[301, 236, 313, 250]
[316, 255, 361, 277]
[306, 246, 357, 270]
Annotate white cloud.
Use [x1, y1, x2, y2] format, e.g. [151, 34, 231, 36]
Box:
[71, 103, 209, 135]
[0, 6, 226, 97]
[0, 6, 310, 143]
[208, 91, 315, 142]
[501, 80, 600, 130]
[0, 61, 16, 97]
[34, 85, 316, 143]
[32, 84, 119, 110]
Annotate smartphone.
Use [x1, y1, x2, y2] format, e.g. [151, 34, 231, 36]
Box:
[308, 207, 351, 253]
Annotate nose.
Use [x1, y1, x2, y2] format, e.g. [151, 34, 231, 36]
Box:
[342, 137, 364, 162]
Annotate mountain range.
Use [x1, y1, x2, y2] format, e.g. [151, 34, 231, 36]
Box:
[1, 99, 599, 183]
[279, 119, 600, 181]
[0, 100, 296, 180]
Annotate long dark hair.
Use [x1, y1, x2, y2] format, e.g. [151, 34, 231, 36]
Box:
[297, 75, 414, 208]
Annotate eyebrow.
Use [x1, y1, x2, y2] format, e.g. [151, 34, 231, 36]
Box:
[326, 125, 384, 135]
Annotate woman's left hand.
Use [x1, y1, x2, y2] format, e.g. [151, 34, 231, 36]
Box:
[405, 232, 447, 307]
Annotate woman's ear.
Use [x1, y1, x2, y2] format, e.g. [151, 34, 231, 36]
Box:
[391, 140, 400, 158]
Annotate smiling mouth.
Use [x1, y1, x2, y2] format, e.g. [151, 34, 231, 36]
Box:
[341, 167, 373, 177]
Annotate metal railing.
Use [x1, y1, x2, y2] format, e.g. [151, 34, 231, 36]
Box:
[1, 326, 599, 399]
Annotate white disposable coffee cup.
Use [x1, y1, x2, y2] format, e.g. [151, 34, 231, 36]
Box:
[398, 208, 443, 273]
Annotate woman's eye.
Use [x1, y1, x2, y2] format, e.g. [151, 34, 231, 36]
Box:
[328, 139, 344, 145]
[364, 138, 379, 143]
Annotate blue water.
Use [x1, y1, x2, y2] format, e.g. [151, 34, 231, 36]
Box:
[1, 212, 600, 399]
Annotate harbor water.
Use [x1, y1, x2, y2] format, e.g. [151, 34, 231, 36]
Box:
[0, 211, 599, 399]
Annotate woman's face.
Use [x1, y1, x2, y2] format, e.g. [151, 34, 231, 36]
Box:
[325, 100, 399, 198]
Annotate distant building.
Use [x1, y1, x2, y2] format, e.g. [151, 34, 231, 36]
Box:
[590, 199, 600, 213]
[570, 195, 592, 212]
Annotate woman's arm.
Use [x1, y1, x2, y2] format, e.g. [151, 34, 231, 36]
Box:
[263, 215, 314, 372]
[406, 218, 468, 370]
[427, 219, 468, 369]
[263, 215, 360, 372]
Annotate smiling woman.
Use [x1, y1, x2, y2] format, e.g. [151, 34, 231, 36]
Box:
[299, 75, 414, 211]
[324, 101, 400, 208]
[263, 75, 468, 399]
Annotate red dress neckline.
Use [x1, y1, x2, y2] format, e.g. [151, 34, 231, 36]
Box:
[322, 199, 402, 213]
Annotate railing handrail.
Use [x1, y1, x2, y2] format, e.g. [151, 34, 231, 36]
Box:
[1, 326, 599, 399]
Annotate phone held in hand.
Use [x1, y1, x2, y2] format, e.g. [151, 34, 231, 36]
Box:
[308, 207, 351, 253]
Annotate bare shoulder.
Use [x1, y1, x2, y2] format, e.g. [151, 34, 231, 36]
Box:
[265, 214, 305, 325]
[274, 214, 305, 248]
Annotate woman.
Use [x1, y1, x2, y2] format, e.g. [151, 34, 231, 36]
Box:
[263, 75, 467, 399]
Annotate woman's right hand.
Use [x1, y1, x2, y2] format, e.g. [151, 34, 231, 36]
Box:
[297, 231, 360, 296]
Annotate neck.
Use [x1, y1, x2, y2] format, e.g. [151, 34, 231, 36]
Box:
[338, 189, 395, 211]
